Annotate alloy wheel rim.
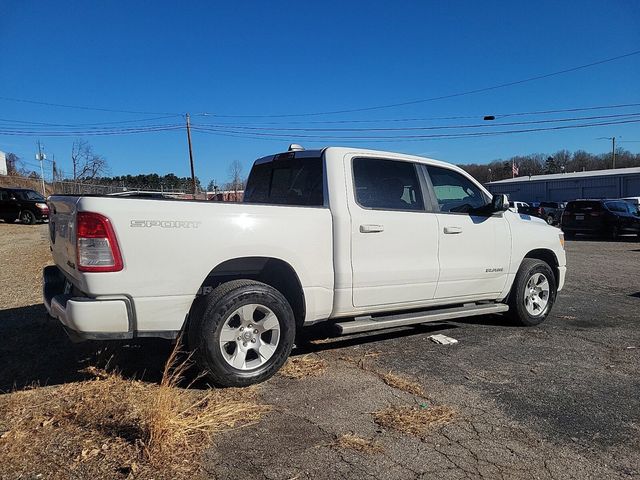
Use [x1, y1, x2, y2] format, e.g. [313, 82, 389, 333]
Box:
[523, 273, 550, 317]
[219, 303, 280, 371]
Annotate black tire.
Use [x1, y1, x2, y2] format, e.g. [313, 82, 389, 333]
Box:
[188, 279, 295, 387]
[507, 258, 557, 326]
[20, 210, 36, 225]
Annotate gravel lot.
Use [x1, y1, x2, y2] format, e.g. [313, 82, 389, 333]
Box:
[0, 223, 638, 479]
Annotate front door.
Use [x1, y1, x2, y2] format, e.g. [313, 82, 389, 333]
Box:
[424, 165, 511, 300]
[349, 156, 440, 308]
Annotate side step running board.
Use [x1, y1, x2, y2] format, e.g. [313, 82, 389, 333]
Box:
[335, 303, 509, 335]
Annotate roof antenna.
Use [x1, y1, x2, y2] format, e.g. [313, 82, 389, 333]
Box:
[288, 144, 305, 152]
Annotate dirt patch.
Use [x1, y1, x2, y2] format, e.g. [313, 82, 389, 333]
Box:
[373, 405, 455, 436]
[0, 224, 52, 309]
[331, 433, 384, 454]
[279, 354, 327, 379]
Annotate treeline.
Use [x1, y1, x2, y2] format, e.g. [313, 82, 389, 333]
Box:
[96, 173, 202, 192]
[460, 149, 640, 183]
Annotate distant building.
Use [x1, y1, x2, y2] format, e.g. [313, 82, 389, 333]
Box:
[207, 190, 244, 202]
[0, 151, 6, 176]
[486, 167, 640, 202]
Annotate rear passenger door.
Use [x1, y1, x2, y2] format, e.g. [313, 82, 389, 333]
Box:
[424, 165, 511, 300]
[348, 157, 440, 308]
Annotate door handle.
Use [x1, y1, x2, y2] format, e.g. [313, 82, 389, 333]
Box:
[360, 224, 384, 233]
[443, 226, 463, 234]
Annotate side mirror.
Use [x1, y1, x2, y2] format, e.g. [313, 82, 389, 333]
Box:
[491, 194, 509, 213]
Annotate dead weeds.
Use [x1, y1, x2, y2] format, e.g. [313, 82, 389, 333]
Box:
[331, 433, 384, 454]
[279, 354, 327, 379]
[340, 351, 428, 399]
[373, 405, 455, 436]
[378, 371, 427, 398]
[0, 344, 270, 479]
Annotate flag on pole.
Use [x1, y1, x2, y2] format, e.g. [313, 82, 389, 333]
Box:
[512, 160, 519, 178]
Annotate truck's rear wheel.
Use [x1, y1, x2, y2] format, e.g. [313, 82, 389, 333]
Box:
[507, 258, 557, 326]
[188, 280, 295, 387]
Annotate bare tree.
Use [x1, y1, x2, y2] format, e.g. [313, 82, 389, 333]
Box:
[5, 152, 19, 175]
[227, 160, 245, 193]
[71, 140, 109, 192]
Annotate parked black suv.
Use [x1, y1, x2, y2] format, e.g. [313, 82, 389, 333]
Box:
[0, 188, 49, 224]
[561, 199, 640, 239]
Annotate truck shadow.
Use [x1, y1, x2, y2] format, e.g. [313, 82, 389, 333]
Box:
[0, 305, 511, 392]
[0, 303, 173, 392]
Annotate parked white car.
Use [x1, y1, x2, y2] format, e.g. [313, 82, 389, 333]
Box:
[508, 201, 530, 213]
[44, 146, 566, 386]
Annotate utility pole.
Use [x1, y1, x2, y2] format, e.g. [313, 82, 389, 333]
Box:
[185, 113, 197, 197]
[51, 154, 56, 192]
[598, 136, 618, 169]
[36, 140, 46, 196]
[611, 136, 616, 169]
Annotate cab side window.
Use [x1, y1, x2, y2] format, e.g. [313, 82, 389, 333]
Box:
[0, 191, 7, 201]
[353, 158, 424, 211]
[426, 166, 489, 213]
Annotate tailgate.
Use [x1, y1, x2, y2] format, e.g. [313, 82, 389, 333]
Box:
[48, 196, 81, 282]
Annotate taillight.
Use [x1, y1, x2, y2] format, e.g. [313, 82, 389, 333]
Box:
[76, 212, 123, 272]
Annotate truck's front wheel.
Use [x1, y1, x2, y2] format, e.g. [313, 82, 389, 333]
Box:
[188, 280, 295, 387]
[507, 259, 557, 326]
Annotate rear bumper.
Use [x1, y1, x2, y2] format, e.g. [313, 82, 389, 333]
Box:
[43, 266, 132, 341]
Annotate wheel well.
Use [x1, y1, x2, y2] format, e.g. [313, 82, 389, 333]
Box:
[196, 257, 306, 327]
[524, 249, 559, 285]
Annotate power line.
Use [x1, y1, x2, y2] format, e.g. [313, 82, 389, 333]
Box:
[192, 102, 640, 126]
[192, 112, 640, 133]
[0, 96, 179, 116]
[190, 117, 640, 142]
[0, 114, 182, 128]
[1, 50, 637, 121]
[0, 125, 184, 137]
[201, 49, 640, 118]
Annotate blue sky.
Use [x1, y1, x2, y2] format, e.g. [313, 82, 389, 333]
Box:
[1, 0, 639, 186]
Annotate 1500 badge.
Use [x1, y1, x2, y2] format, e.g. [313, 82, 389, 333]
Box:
[130, 220, 202, 228]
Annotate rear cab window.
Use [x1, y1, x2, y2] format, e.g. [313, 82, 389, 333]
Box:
[243, 153, 324, 206]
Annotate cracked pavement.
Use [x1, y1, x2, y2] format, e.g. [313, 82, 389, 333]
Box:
[208, 238, 639, 479]
[1, 225, 637, 479]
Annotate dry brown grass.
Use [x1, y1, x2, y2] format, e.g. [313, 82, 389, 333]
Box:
[378, 371, 427, 398]
[279, 354, 327, 379]
[340, 353, 428, 399]
[373, 405, 456, 436]
[332, 433, 384, 454]
[0, 343, 270, 479]
[0, 223, 53, 308]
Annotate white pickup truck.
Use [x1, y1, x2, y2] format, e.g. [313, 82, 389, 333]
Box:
[44, 146, 566, 386]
